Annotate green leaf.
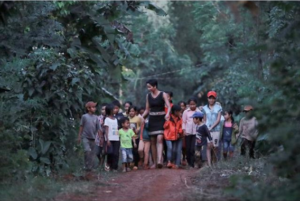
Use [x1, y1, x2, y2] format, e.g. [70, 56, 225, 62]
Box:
[39, 139, 51, 155]
[40, 157, 51, 165]
[145, 3, 167, 16]
[28, 147, 38, 160]
[28, 88, 35, 97]
[71, 78, 80, 86]
[50, 63, 59, 71]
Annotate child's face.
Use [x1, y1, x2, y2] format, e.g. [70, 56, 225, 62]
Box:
[124, 103, 130, 113]
[129, 108, 136, 118]
[224, 112, 230, 120]
[208, 96, 216, 105]
[174, 110, 181, 117]
[180, 103, 186, 112]
[101, 106, 106, 116]
[189, 101, 197, 111]
[139, 109, 145, 115]
[122, 120, 130, 129]
[113, 106, 119, 115]
[88, 106, 96, 113]
[193, 118, 200, 124]
[244, 110, 253, 118]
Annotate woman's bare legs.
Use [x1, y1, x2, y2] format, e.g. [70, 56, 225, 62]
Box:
[143, 141, 151, 168]
[138, 140, 145, 167]
[157, 135, 164, 167]
[150, 136, 157, 168]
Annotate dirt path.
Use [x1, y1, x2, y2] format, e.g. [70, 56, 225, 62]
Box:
[58, 168, 196, 201]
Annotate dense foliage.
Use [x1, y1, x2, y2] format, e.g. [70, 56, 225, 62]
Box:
[1, 1, 300, 200]
[0, 1, 165, 179]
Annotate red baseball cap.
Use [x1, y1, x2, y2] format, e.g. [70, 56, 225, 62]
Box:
[243, 105, 253, 111]
[85, 101, 97, 108]
[207, 91, 217, 98]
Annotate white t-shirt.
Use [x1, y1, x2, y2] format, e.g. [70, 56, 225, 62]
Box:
[104, 117, 119, 141]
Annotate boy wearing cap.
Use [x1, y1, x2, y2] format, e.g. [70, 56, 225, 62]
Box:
[192, 112, 213, 167]
[77, 101, 103, 171]
[237, 105, 258, 159]
[202, 91, 222, 161]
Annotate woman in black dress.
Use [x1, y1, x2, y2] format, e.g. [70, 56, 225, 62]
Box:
[142, 79, 171, 168]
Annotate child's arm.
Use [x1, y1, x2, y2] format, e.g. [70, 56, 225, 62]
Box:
[77, 126, 83, 144]
[178, 120, 183, 138]
[209, 111, 221, 131]
[105, 125, 110, 146]
[236, 119, 243, 138]
[182, 111, 187, 136]
[132, 130, 137, 148]
[137, 117, 143, 134]
[163, 121, 170, 129]
[77, 115, 85, 144]
[98, 130, 104, 147]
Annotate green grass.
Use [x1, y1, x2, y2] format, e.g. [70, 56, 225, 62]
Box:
[186, 156, 273, 201]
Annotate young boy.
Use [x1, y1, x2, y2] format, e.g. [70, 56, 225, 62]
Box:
[237, 105, 258, 159]
[95, 103, 107, 169]
[192, 112, 213, 167]
[112, 100, 125, 129]
[77, 101, 103, 171]
[119, 117, 137, 172]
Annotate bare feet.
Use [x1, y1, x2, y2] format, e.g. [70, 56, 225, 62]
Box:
[150, 164, 156, 169]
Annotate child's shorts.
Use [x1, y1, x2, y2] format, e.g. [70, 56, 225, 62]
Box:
[121, 148, 133, 163]
[95, 145, 103, 156]
[222, 139, 235, 152]
[209, 131, 221, 147]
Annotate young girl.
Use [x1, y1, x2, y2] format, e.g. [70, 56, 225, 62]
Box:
[128, 106, 142, 169]
[202, 91, 222, 162]
[138, 115, 151, 169]
[163, 105, 183, 169]
[104, 104, 120, 172]
[119, 117, 136, 172]
[220, 110, 239, 160]
[178, 101, 187, 166]
[192, 112, 213, 167]
[178, 101, 187, 115]
[95, 103, 107, 170]
[182, 98, 201, 168]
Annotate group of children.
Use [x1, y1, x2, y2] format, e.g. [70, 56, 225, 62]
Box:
[78, 90, 258, 172]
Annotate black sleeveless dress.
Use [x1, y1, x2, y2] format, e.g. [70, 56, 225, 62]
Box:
[148, 91, 165, 135]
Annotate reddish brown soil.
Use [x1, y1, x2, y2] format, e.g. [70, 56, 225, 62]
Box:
[57, 168, 196, 201]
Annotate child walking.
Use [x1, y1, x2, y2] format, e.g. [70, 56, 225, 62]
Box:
[178, 101, 187, 166]
[182, 98, 201, 168]
[128, 106, 142, 169]
[95, 103, 107, 169]
[164, 105, 183, 169]
[192, 112, 213, 167]
[119, 117, 137, 172]
[202, 91, 222, 162]
[77, 101, 103, 171]
[237, 105, 258, 159]
[220, 110, 239, 160]
[104, 104, 120, 172]
[138, 116, 151, 169]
